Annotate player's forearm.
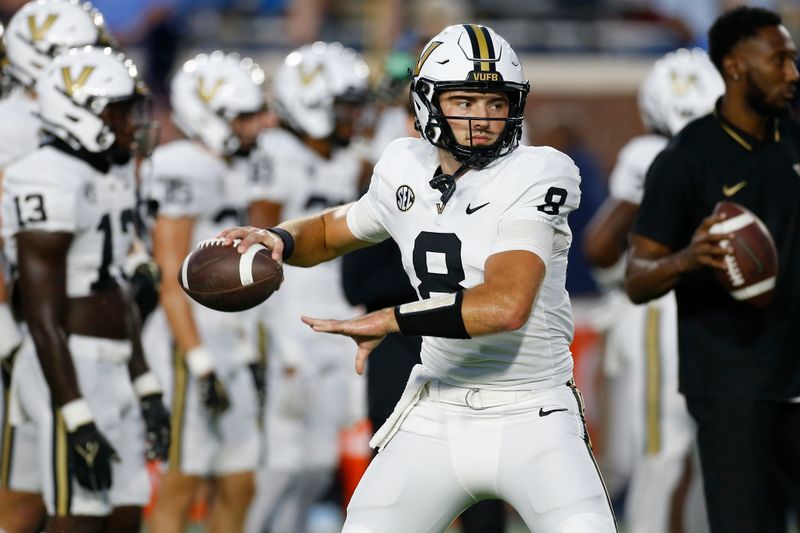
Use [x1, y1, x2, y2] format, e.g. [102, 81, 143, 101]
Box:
[160, 281, 202, 354]
[279, 204, 366, 267]
[26, 320, 82, 406]
[624, 250, 690, 304]
[461, 283, 534, 336]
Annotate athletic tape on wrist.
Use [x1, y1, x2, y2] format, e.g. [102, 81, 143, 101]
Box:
[266, 227, 294, 260]
[61, 398, 94, 432]
[186, 346, 214, 377]
[0, 303, 22, 357]
[133, 371, 163, 398]
[395, 291, 471, 339]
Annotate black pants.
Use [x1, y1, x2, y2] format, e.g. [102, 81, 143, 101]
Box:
[686, 395, 800, 533]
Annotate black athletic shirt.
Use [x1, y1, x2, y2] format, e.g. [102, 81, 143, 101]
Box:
[634, 103, 800, 400]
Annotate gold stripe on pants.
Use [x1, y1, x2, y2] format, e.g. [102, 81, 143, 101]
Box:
[645, 306, 662, 455]
[168, 347, 188, 471]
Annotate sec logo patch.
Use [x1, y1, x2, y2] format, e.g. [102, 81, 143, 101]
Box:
[396, 185, 415, 211]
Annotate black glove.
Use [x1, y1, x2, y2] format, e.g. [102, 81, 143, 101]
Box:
[140, 393, 171, 461]
[0, 347, 20, 390]
[68, 422, 119, 492]
[248, 362, 267, 413]
[129, 261, 160, 324]
[198, 372, 230, 415]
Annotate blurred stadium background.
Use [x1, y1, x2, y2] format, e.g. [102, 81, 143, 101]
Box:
[2, 0, 799, 531]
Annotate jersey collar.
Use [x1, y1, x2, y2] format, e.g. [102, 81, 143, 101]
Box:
[45, 136, 112, 174]
[713, 99, 781, 151]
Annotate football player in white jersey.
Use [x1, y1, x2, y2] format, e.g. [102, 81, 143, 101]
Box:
[144, 51, 266, 533]
[0, 46, 167, 532]
[222, 24, 617, 533]
[0, 2, 116, 531]
[244, 42, 368, 533]
[583, 48, 723, 533]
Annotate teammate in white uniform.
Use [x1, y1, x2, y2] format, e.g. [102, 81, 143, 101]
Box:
[222, 24, 617, 533]
[0, 3, 116, 531]
[144, 51, 266, 533]
[0, 46, 164, 532]
[583, 48, 723, 533]
[244, 42, 368, 533]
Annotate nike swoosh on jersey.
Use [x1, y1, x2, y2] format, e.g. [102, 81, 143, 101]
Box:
[722, 181, 747, 197]
[538, 407, 568, 417]
[465, 202, 490, 214]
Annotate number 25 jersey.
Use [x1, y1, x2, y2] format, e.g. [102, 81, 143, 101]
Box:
[349, 138, 581, 390]
[1, 143, 136, 297]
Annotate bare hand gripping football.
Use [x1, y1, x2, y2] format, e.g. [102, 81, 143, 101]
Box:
[178, 237, 283, 312]
[709, 201, 778, 308]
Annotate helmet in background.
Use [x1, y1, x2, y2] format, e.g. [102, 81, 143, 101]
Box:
[36, 46, 141, 153]
[5, 0, 110, 88]
[410, 24, 529, 169]
[171, 51, 266, 156]
[272, 41, 369, 140]
[638, 48, 724, 136]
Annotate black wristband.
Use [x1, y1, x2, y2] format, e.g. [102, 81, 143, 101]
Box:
[266, 227, 294, 261]
[394, 291, 470, 339]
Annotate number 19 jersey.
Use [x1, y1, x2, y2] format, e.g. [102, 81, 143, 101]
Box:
[348, 138, 582, 390]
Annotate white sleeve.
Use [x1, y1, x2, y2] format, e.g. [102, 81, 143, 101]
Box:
[490, 219, 554, 267]
[2, 170, 79, 234]
[608, 144, 646, 205]
[499, 149, 581, 234]
[609, 136, 666, 205]
[346, 175, 390, 243]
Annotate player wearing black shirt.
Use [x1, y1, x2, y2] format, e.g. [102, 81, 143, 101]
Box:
[626, 7, 800, 532]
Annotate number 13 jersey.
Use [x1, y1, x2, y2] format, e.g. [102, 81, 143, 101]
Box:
[348, 138, 581, 390]
[1, 143, 136, 297]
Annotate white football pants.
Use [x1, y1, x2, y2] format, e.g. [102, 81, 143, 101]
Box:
[343, 379, 617, 533]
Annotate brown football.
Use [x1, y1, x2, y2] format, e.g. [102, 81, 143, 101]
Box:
[178, 238, 283, 312]
[709, 201, 778, 308]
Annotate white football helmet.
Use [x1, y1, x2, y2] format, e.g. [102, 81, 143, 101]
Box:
[36, 46, 141, 153]
[5, 0, 110, 88]
[171, 51, 266, 156]
[411, 24, 529, 169]
[272, 41, 369, 139]
[638, 48, 724, 136]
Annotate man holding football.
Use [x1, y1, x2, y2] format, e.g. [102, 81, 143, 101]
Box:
[221, 24, 616, 533]
[625, 6, 800, 532]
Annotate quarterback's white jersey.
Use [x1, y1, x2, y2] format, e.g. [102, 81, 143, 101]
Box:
[609, 134, 668, 205]
[1, 145, 137, 297]
[349, 138, 581, 390]
[249, 128, 361, 368]
[0, 90, 41, 169]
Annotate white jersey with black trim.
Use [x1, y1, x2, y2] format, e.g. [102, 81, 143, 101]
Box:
[597, 133, 669, 289]
[147, 140, 247, 245]
[349, 137, 581, 390]
[1, 145, 137, 297]
[249, 128, 361, 367]
[0, 90, 41, 169]
[609, 134, 668, 205]
[147, 140, 252, 330]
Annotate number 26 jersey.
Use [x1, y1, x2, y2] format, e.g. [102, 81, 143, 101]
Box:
[348, 138, 581, 390]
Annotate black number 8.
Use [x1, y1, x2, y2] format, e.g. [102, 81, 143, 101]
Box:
[412, 232, 465, 299]
[537, 186, 568, 215]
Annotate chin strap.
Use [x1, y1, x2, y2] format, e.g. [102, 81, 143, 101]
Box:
[429, 164, 470, 206]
